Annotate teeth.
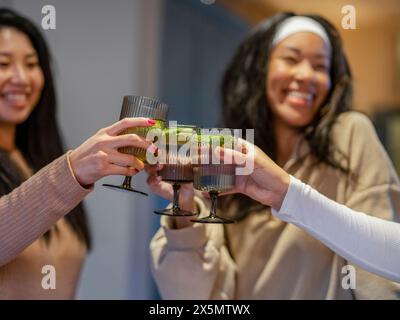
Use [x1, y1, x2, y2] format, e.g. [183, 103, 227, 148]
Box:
[4, 93, 27, 101]
[287, 91, 313, 101]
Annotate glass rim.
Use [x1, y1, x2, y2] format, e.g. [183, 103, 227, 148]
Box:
[120, 95, 169, 120]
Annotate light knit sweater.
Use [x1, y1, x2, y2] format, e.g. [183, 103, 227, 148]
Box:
[0, 152, 92, 299]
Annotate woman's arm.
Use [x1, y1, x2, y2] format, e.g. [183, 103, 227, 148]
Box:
[218, 139, 400, 284]
[272, 175, 400, 283]
[0, 117, 155, 266]
[0, 153, 90, 266]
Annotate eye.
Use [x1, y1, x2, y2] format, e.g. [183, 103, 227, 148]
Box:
[282, 56, 298, 65]
[0, 61, 10, 68]
[26, 61, 39, 69]
[314, 64, 329, 72]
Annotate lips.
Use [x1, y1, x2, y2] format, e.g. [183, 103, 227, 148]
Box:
[284, 90, 315, 108]
[1, 91, 29, 109]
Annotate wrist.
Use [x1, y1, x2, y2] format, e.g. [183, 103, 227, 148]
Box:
[68, 150, 91, 188]
[271, 172, 290, 211]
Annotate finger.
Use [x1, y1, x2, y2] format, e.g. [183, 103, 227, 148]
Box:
[108, 134, 155, 150]
[147, 174, 171, 192]
[105, 117, 156, 136]
[146, 175, 174, 200]
[147, 174, 162, 186]
[144, 163, 163, 175]
[104, 164, 139, 177]
[221, 137, 251, 154]
[214, 146, 249, 166]
[107, 152, 145, 170]
[234, 137, 252, 152]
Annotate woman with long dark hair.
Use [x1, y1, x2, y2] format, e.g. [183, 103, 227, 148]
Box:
[0, 8, 155, 298]
[147, 13, 400, 299]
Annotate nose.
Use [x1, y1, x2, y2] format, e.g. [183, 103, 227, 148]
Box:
[10, 64, 29, 85]
[293, 60, 316, 83]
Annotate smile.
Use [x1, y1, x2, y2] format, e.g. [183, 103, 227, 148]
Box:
[3, 92, 27, 101]
[284, 90, 315, 107]
[1, 91, 30, 108]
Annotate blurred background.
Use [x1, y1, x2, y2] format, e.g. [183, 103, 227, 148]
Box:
[2, 0, 399, 299]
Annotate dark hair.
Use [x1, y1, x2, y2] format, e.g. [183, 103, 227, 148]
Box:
[220, 12, 352, 219]
[0, 8, 91, 249]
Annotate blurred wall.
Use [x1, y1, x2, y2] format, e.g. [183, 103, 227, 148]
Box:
[6, 0, 162, 299]
[343, 24, 400, 114]
[158, 0, 248, 127]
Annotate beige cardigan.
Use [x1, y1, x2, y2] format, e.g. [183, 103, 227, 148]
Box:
[0, 152, 92, 299]
[150, 111, 400, 300]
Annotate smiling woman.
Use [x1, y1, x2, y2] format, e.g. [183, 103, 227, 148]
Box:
[267, 31, 331, 128]
[0, 11, 92, 297]
[0, 27, 44, 141]
[0, 8, 156, 299]
[267, 15, 332, 129]
[149, 12, 400, 300]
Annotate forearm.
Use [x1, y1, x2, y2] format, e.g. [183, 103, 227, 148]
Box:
[271, 176, 400, 283]
[0, 152, 92, 266]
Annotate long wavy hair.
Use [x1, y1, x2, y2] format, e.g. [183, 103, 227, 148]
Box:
[220, 12, 353, 219]
[0, 8, 91, 249]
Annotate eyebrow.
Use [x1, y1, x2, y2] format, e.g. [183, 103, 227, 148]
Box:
[282, 46, 329, 59]
[0, 52, 38, 58]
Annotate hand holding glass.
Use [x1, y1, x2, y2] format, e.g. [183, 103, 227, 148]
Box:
[103, 95, 168, 196]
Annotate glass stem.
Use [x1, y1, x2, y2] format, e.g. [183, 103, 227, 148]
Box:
[209, 191, 219, 219]
[172, 183, 181, 213]
[122, 176, 131, 188]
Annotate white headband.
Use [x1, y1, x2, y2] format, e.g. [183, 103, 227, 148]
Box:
[272, 16, 331, 51]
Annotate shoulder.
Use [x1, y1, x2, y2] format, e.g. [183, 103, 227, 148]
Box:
[334, 111, 376, 134]
[331, 111, 398, 183]
[331, 111, 380, 149]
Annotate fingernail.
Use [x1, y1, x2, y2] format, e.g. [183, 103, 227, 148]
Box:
[147, 119, 156, 125]
[134, 168, 140, 173]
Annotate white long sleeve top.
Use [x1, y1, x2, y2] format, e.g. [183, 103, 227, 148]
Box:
[272, 176, 400, 283]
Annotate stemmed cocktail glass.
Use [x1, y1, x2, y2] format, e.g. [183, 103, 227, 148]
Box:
[154, 125, 199, 217]
[190, 129, 236, 224]
[103, 95, 168, 196]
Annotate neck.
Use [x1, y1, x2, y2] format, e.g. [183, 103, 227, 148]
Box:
[274, 121, 301, 167]
[0, 123, 17, 151]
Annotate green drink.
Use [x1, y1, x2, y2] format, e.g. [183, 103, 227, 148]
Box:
[154, 125, 199, 217]
[191, 129, 236, 224]
[158, 125, 197, 181]
[119, 119, 166, 163]
[103, 95, 169, 196]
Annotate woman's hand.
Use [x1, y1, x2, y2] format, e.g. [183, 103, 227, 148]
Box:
[69, 117, 157, 186]
[216, 139, 290, 211]
[145, 163, 196, 229]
